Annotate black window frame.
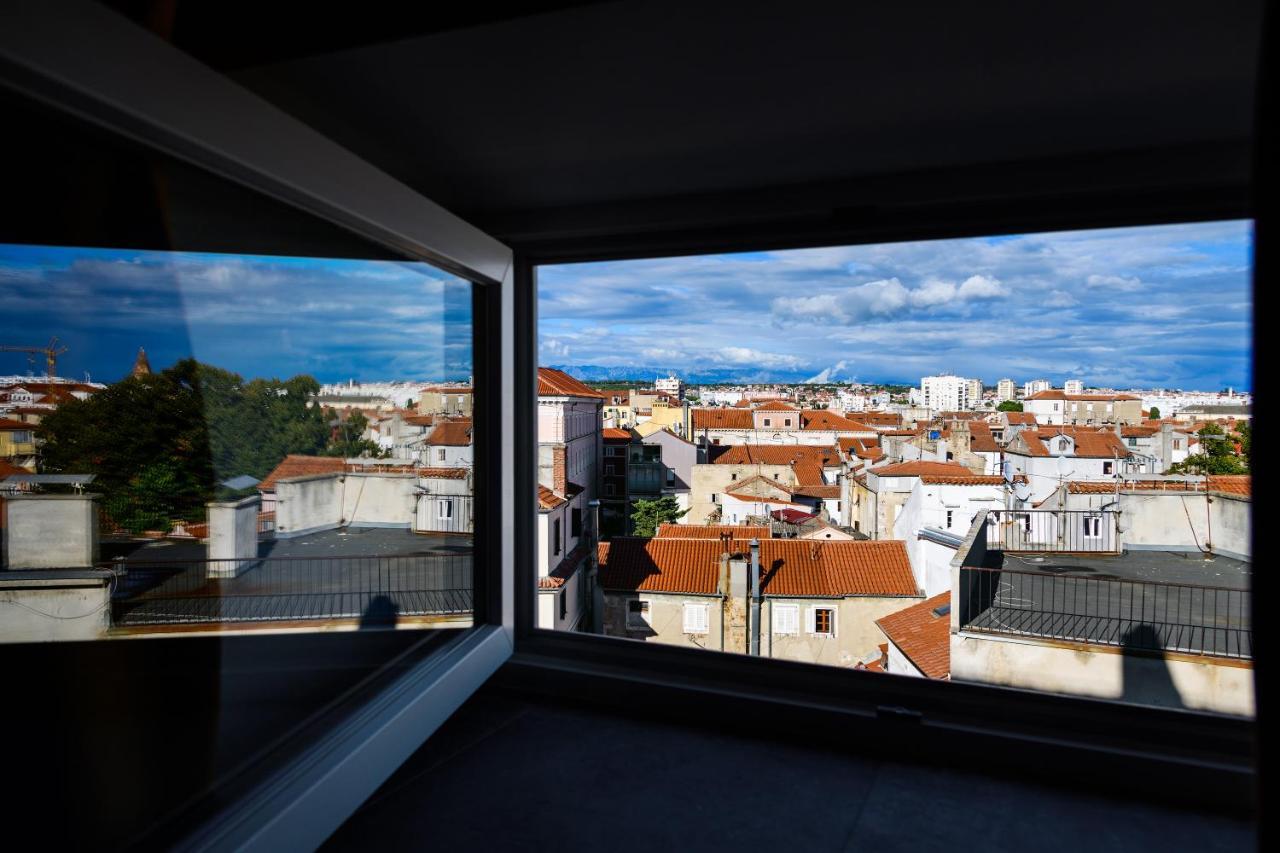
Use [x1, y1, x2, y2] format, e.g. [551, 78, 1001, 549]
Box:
[511, 181, 1261, 815]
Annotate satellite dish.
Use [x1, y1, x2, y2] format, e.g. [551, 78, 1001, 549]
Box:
[1001, 460, 1014, 484]
[1055, 455, 1074, 477]
[1013, 482, 1033, 502]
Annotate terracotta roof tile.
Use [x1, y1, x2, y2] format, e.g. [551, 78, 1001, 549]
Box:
[598, 538, 917, 597]
[918, 474, 1008, 485]
[537, 367, 606, 398]
[870, 461, 973, 478]
[602, 427, 633, 440]
[712, 444, 841, 469]
[655, 523, 772, 539]
[539, 543, 589, 588]
[754, 401, 799, 411]
[692, 408, 755, 430]
[876, 592, 951, 679]
[259, 455, 346, 492]
[1066, 475, 1250, 497]
[799, 410, 876, 432]
[417, 467, 470, 480]
[538, 484, 567, 510]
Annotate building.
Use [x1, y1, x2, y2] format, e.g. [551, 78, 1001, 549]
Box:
[537, 484, 593, 632]
[848, 460, 976, 539]
[1063, 379, 1084, 395]
[874, 592, 952, 678]
[691, 406, 876, 448]
[0, 418, 37, 471]
[1003, 428, 1139, 503]
[537, 367, 605, 506]
[628, 427, 698, 520]
[601, 427, 631, 536]
[689, 444, 843, 526]
[598, 537, 921, 667]
[422, 418, 473, 468]
[892, 473, 1008, 595]
[920, 374, 980, 412]
[1023, 379, 1051, 397]
[996, 379, 1016, 402]
[417, 385, 473, 417]
[950, 484, 1251, 715]
[654, 374, 684, 399]
[1023, 389, 1144, 426]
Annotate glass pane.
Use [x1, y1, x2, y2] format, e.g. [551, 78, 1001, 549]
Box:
[0, 86, 481, 847]
[536, 221, 1253, 718]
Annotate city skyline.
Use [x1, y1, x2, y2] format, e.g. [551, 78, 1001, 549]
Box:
[538, 220, 1253, 389]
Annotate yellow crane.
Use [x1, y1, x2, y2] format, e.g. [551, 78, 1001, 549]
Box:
[0, 337, 68, 377]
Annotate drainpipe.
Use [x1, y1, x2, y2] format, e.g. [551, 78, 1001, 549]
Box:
[749, 538, 761, 656]
[588, 499, 602, 633]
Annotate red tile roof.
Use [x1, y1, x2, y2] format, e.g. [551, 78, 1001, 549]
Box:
[0, 459, 31, 477]
[1025, 390, 1139, 402]
[538, 484, 567, 510]
[417, 467, 470, 480]
[426, 419, 473, 446]
[799, 411, 876, 432]
[876, 592, 951, 679]
[0, 418, 33, 430]
[754, 401, 799, 411]
[539, 543, 589, 589]
[1003, 412, 1037, 425]
[597, 537, 918, 597]
[259, 455, 346, 491]
[655, 523, 772, 539]
[403, 414, 437, 427]
[870, 461, 973, 478]
[918, 474, 1007, 485]
[692, 408, 755, 429]
[711, 444, 841, 469]
[1014, 430, 1131, 459]
[1065, 475, 1250, 497]
[537, 367, 606, 398]
[859, 412, 903, 427]
[602, 427, 633, 440]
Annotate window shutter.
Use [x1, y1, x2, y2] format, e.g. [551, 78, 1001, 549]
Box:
[805, 606, 816, 634]
[774, 604, 798, 635]
[683, 603, 707, 634]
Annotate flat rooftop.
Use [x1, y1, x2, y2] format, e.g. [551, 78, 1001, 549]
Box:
[964, 549, 1251, 659]
[108, 527, 474, 629]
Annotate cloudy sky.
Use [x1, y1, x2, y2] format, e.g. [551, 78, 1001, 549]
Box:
[0, 245, 472, 384]
[538, 220, 1253, 390]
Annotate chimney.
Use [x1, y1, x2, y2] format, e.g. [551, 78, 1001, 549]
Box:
[552, 445, 567, 496]
[1160, 423, 1174, 472]
[748, 539, 761, 656]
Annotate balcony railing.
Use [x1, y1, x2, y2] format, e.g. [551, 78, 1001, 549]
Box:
[107, 553, 473, 627]
[985, 509, 1120, 553]
[958, 565, 1250, 659]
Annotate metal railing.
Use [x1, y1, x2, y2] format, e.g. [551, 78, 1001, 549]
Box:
[958, 565, 1250, 659]
[985, 509, 1120, 553]
[108, 553, 473, 627]
[257, 511, 275, 538]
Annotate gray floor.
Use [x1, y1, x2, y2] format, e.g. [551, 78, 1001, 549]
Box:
[322, 690, 1254, 853]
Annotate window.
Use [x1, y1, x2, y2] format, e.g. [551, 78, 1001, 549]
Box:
[559, 589, 567, 621]
[1103, 461, 1114, 475]
[627, 599, 651, 629]
[763, 418, 771, 426]
[731, 473, 738, 480]
[710, 493, 717, 503]
[682, 603, 709, 634]
[553, 518, 561, 555]
[946, 509, 954, 528]
[808, 606, 836, 637]
[437, 448, 447, 461]
[784, 418, 792, 427]
[438, 499, 453, 520]
[571, 508, 582, 537]
[1058, 438, 1070, 451]
[1083, 515, 1102, 539]
[1128, 437, 1139, 447]
[773, 604, 799, 635]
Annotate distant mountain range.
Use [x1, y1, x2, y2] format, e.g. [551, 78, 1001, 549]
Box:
[547, 363, 880, 385]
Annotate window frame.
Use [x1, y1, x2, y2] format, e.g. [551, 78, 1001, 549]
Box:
[1, 9, 517, 849]
[512, 208, 1257, 813]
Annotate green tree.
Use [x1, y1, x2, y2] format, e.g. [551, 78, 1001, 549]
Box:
[324, 409, 382, 458]
[1167, 424, 1247, 475]
[1148, 406, 1160, 419]
[630, 496, 689, 536]
[996, 401, 1023, 412]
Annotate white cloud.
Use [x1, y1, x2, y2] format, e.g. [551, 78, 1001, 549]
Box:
[957, 274, 1007, 299]
[1045, 290, 1079, 307]
[716, 347, 806, 369]
[1085, 274, 1142, 291]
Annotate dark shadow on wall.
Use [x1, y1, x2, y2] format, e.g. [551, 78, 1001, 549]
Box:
[1120, 624, 1186, 710]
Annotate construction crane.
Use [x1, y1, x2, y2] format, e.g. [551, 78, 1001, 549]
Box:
[0, 337, 68, 377]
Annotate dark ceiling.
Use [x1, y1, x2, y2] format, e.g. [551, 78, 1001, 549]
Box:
[103, 1, 1263, 256]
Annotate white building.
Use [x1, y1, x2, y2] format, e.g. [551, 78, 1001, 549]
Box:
[996, 379, 1016, 402]
[892, 476, 1006, 596]
[1063, 379, 1084, 395]
[921, 374, 980, 412]
[1024, 379, 1051, 397]
[654, 374, 684, 399]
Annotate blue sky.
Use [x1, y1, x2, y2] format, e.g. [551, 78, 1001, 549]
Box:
[537, 220, 1253, 389]
[0, 245, 472, 384]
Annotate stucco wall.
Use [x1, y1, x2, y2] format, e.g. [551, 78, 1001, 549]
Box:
[0, 574, 111, 642]
[951, 632, 1254, 716]
[603, 591, 726, 651]
[689, 463, 792, 524]
[342, 474, 416, 527]
[3, 493, 100, 569]
[1118, 491, 1249, 558]
[275, 474, 342, 536]
[275, 473, 417, 537]
[763, 596, 922, 667]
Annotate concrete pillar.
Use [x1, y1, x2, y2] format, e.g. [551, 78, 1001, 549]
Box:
[206, 494, 260, 578]
[3, 493, 100, 569]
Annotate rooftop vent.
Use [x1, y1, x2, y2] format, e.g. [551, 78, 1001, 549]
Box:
[932, 602, 952, 618]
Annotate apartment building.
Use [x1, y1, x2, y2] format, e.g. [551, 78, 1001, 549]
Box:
[1023, 389, 1144, 426]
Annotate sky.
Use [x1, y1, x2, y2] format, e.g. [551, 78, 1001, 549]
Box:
[537, 220, 1253, 390]
[0, 245, 473, 384]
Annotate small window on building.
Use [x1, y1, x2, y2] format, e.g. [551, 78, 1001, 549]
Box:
[682, 603, 709, 634]
[1058, 438, 1069, 451]
[773, 604, 799, 635]
[808, 606, 836, 637]
[1128, 437, 1138, 447]
[437, 448, 446, 461]
[553, 518, 561, 555]
[731, 473, 737, 480]
[763, 418, 771, 427]
[784, 418, 792, 427]
[946, 509, 953, 528]
[710, 493, 717, 503]
[571, 508, 582, 537]
[438, 499, 453, 520]
[1083, 515, 1102, 539]
[1103, 461, 1113, 475]
[627, 599, 651, 629]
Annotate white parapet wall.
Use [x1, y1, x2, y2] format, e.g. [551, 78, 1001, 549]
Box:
[206, 494, 261, 578]
[1119, 491, 1250, 559]
[3, 493, 100, 569]
[0, 571, 113, 642]
[951, 632, 1254, 717]
[275, 473, 417, 538]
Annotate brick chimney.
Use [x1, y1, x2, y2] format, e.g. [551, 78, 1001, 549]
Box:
[552, 445, 567, 496]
